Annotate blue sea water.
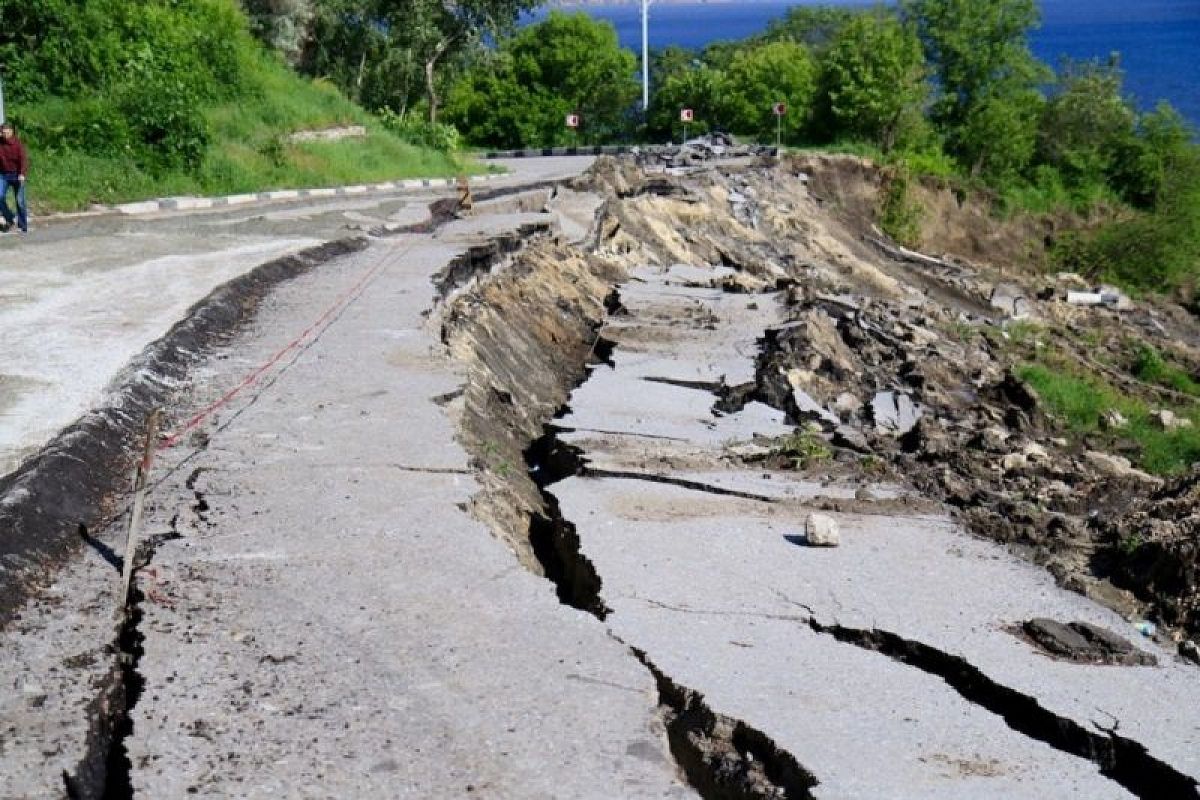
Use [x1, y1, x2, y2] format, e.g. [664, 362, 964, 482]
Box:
[527, 0, 1200, 126]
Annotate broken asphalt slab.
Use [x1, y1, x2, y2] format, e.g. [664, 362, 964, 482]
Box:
[541, 262, 1200, 799]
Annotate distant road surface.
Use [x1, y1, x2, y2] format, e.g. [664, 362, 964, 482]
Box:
[0, 156, 593, 476]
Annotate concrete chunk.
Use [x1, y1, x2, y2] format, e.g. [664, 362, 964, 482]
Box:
[805, 513, 841, 547]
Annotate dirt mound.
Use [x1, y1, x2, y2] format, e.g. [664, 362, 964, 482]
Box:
[1100, 469, 1200, 637]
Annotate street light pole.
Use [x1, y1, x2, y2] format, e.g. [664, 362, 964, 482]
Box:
[0, 64, 7, 125]
[641, 0, 650, 112]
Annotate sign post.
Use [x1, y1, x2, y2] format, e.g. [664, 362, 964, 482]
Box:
[565, 112, 580, 149]
[680, 108, 693, 142]
[772, 101, 787, 149]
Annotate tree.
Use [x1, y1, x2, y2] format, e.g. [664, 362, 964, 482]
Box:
[305, 0, 541, 121]
[763, 5, 859, 52]
[719, 41, 817, 144]
[1110, 103, 1196, 208]
[648, 63, 727, 141]
[1037, 58, 1137, 188]
[446, 12, 638, 147]
[820, 13, 929, 152]
[243, 0, 314, 63]
[902, 0, 1049, 174]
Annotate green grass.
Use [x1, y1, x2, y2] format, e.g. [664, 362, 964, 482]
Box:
[1132, 345, 1200, 397]
[1017, 361, 1200, 475]
[25, 54, 480, 212]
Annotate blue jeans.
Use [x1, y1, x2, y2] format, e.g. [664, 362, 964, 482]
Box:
[0, 173, 27, 232]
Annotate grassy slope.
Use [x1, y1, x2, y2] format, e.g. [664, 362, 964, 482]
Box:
[1009, 326, 1200, 476]
[26, 51, 478, 213]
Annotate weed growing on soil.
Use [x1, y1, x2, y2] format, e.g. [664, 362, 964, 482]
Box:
[773, 429, 833, 470]
[859, 454, 887, 475]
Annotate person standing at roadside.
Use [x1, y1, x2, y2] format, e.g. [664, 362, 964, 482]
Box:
[0, 122, 30, 234]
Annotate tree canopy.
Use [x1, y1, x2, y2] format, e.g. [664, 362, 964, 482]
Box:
[303, 0, 541, 121]
[445, 12, 638, 147]
[820, 13, 929, 152]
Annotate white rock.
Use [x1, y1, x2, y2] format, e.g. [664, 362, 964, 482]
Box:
[1022, 442, 1050, 462]
[804, 513, 841, 547]
[1152, 409, 1192, 431]
[1002, 453, 1029, 473]
[1101, 409, 1129, 430]
[1084, 451, 1163, 485]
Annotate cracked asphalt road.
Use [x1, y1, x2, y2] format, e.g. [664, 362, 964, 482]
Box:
[3, 154, 1199, 799]
[0, 157, 592, 476]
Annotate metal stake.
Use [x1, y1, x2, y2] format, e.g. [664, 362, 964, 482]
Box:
[119, 410, 162, 608]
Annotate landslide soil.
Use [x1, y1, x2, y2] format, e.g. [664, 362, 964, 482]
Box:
[440, 152, 1200, 659]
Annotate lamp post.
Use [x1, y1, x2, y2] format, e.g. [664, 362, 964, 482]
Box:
[641, 0, 650, 112]
[0, 64, 6, 125]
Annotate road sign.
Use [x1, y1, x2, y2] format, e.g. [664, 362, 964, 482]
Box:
[772, 102, 787, 117]
[565, 114, 580, 129]
[680, 108, 694, 123]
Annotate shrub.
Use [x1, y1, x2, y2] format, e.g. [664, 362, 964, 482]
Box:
[378, 109, 461, 153]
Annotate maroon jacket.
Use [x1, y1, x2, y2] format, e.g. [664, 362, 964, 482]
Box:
[0, 135, 29, 176]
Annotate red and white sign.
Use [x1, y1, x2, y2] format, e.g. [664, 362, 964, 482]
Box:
[565, 114, 580, 129]
[772, 102, 787, 117]
[680, 108, 694, 123]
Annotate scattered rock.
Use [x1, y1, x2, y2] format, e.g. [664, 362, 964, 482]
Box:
[1153, 409, 1193, 431]
[1022, 442, 1050, 463]
[870, 391, 923, 435]
[1055, 272, 1091, 290]
[1098, 285, 1134, 311]
[1083, 451, 1162, 485]
[1001, 453, 1028, 474]
[21, 681, 47, 708]
[1101, 409, 1129, 430]
[1181, 640, 1200, 665]
[804, 513, 841, 547]
[833, 392, 862, 418]
[989, 283, 1031, 318]
[1021, 618, 1156, 666]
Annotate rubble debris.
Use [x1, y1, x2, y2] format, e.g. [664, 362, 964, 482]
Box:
[641, 133, 776, 170]
[804, 513, 841, 547]
[870, 391, 923, 435]
[990, 283, 1031, 318]
[1066, 286, 1134, 310]
[1098, 467, 1200, 637]
[575, 151, 1200, 643]
[1021, 618, 1157, 666]
[1084, 451, 1162, 485]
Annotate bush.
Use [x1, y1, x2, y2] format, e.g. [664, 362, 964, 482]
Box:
[378, 109, 461, 152]
[879, 165, 923, 246]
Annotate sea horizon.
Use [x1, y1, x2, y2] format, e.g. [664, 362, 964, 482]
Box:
[526, 0, 1200, 126]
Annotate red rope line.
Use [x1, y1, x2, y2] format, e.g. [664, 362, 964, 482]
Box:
[157, 247, 397, 450]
